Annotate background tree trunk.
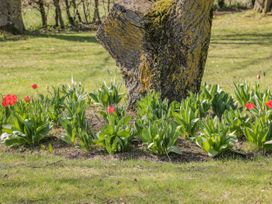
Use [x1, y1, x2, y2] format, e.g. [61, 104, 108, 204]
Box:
[0, 0, 25, 34]
[37, 0, 47, 28]
[254, 0, 272, 13]
[53, 0, 65, 29]
[72, 0, 83, 23]
[97, 0, 214, 108]
[92, 0, 101, 24]
[64, 0, 75, 26]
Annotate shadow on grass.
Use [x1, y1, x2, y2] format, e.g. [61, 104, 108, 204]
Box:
[0, 31, 98, 43]
[29, 32, 98, 43]
[211, 32, 272, 45]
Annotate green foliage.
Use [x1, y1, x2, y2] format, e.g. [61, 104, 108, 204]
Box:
[136, 91, 169, 121]
[140, 118, 181, 156]
[222, 109, 249, 138]
[200, 84, 236, 118]
[234, 83, 272, 111]
[172, 98, 200, 139]
[135, 91, 171, 137]
[61, 82, 93, 150]
[46, 86, 66, 125]
[234, 83, 252, 107]
[90, 82, 123, 108]
[2, 101, 52, 147]
[96, 113, 133, 154]
[196, 117, 237, 157]
[244, 115, 272, 150]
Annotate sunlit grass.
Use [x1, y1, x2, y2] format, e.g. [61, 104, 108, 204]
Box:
[1, 152, 272, 203]
[1, 11, 272, 203]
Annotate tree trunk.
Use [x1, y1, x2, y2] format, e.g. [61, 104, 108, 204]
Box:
[254, 0, 272, 13]
[93, 0, 101, 24]
[97, 0, 214, 108]
[37, 0, 47, 28]
[82, 0, 90, 23]
[64, 0, 75, 26]
[107, 0, 111, 13]
[53, 0, 65, 29]
[72, 0, 83, 23]
[0, 0, 25, 34]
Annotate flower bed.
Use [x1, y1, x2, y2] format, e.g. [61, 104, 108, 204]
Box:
[1, 81, 272, 161]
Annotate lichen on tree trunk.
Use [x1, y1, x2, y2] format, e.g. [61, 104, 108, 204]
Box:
[97, 0, 214, 108]
[0, 0, 25, 34]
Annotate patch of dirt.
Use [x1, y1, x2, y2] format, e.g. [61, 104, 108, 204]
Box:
[0, 136, 209, 163]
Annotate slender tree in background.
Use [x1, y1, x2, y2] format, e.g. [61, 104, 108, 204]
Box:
[72, 0, 83, 23]
[64, 0, 75, 26]
[93, 0, 101, 24]
[0, 0, 25, 33]
[82, 0, 90, 23]
[107, 0, 111, 13]
[53, 0, 65, 29]
[37, 0, 47, 28]
[254, 0, 272, 13]
[97, 0, 215, 108]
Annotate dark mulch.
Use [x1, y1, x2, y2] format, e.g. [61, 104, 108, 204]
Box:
[0, 135, 209, 163]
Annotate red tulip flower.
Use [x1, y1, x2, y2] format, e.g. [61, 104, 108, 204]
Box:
[2, 94, 17, 107]
[107, 105, 115, 114]
[245, 102, 255, 110]
[266, 100, 272, 109]
[32, 84, 38, 89]
[24, 96, 31, 103]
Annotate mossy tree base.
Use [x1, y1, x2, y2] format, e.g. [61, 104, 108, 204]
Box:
[97, 0, 214, 108]
[0, 0, 25, 34]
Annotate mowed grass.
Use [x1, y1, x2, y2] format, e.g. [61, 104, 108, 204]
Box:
[0, 11, 271, 96]
[0, 33, 120, 96]
[1, 11, 272, 203]
[1, 152, 272, 203]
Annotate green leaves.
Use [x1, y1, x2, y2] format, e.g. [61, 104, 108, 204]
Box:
[244, 115, 272, 149]
[196, 117, 237, 157]
[140, 118, 181, 156]
[136, 91, 170, 121]
[90, 82, 123, 108]
[60, 82, 94, 150]
[172, 98, 200, 139]
[3, 101, 52, 147]
[96, 114, 133, 154]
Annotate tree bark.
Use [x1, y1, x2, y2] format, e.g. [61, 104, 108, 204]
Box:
[82, 0, 90, 23]
[53, 0, 65, 29]
[37, 0, 47, 28]
[97, 0, 214, 108]
[64, 0, 75, 26]
[0, 0, 25, 34]
[72, 0, 83, 23]
[254, 0, 272, 13]
[93, 0, 102, 24]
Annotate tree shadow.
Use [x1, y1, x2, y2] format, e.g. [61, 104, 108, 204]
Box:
[0, 31, 99, 43]
[29, 32, 98, 43]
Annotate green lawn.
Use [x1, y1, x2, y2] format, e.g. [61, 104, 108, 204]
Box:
[1, 152, 272, 203]
[1, 11, 272, 203]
